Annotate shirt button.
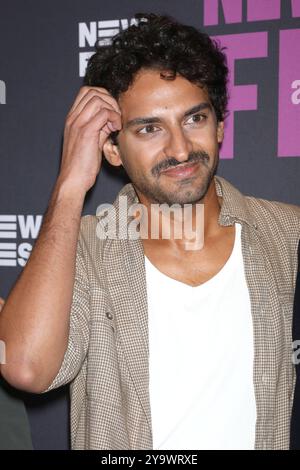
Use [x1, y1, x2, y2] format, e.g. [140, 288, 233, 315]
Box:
[106, 311, 113, 320]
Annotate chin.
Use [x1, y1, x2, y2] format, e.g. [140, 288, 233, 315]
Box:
[157, 187, 207, 206]
[133, 171, 213, 206]
[165, 178, 212, 205]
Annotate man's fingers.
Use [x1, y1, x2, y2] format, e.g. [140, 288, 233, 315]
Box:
[69, 86, 109, 112]
[69, 91, 121, 123]
[86, 107, 122, 147]
[67, 96, 121, 131]
[69, 86, 120, 116]
[70, 103, 122, 140]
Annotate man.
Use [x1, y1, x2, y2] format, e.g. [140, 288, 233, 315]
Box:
[0, 13, 299, 450]
[0, 298, 32, 449]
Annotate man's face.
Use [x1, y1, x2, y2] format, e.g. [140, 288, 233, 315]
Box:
[112, 68, 224, 206]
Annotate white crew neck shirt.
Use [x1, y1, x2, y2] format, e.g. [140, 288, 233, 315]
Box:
[145, 223, 256, 450]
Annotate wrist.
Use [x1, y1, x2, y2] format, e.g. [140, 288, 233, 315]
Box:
[55, 176, 87, 203]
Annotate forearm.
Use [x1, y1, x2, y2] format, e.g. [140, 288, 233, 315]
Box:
[0, 179, 86, 392]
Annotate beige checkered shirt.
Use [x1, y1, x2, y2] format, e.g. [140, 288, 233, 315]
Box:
[47, 176, 300, 450]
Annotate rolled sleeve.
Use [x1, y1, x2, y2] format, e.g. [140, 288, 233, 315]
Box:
[45, 224, 90, 392]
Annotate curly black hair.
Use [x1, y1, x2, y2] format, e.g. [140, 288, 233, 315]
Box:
[84, 13, 228, 123]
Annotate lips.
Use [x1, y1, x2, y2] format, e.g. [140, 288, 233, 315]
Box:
[160, 161, 200, 178]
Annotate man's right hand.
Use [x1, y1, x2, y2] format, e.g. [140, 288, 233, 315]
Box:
[59, 86, 122, 194]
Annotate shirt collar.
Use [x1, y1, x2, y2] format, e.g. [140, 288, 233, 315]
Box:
[113, 175, 259, 233]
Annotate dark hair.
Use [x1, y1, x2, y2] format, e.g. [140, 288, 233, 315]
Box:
[84, 13, 228, 122]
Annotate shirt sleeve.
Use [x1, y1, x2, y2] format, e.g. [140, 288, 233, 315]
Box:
[44, 223, 90, 392]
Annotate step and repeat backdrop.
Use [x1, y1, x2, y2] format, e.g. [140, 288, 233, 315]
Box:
[0, 0, 299, 449]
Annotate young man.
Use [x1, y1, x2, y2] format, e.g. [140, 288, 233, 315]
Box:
[0, 14, 299, 450]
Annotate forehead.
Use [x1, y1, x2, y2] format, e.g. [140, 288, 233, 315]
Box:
[118, 68, 210, 118]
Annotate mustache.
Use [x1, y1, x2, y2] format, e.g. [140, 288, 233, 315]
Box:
[151, 151, 210, 177]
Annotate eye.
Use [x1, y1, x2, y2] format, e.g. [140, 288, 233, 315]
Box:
[137, 124, 160, 134]
[185, 113, 207, 125]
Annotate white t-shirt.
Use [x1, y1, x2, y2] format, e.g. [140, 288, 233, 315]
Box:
[145, 223, 256, 450]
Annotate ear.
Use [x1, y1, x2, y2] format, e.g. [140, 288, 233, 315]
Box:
[103, 137, 122, 167]
[217, 121, 224, 144]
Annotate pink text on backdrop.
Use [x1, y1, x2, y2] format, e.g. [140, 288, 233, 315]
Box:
[204, 0, 300, 25]
[212, 33, 268, 159]
[278, 29, 300, 157]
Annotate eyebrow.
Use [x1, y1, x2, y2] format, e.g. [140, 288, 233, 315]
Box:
[124, 102, 212, 129]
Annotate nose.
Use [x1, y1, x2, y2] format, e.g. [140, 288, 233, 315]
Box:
[163, 127, 192, 163]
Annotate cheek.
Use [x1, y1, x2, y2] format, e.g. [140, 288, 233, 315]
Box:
[119, 133, 151, 155]
[190, 128, 219, 149]
[117, 141, 148, 177]
[121, 134, 162, 165]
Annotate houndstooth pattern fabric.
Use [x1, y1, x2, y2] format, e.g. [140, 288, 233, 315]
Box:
[46, 176, 300, 450]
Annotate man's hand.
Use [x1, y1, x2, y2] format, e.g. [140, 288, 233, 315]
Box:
[0, 298, 4, 313]
[59, 86, 122, 194]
